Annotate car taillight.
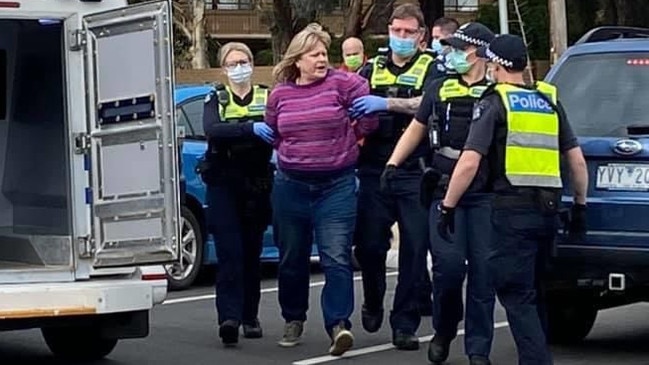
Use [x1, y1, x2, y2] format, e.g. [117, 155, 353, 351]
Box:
[626, 59, 649, 65]
[0, 1, 20, 8]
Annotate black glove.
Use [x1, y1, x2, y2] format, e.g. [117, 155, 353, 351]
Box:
[419, 168, 441, 209]
[436, 202, 455, 243]
[380, 164, 397, 193]
[568, 203, 587, 242]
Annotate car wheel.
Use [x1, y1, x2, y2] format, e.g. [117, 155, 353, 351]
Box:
[165, 206, 204, 291]
[42, 326, 118, 361]
[546, 291, 598, 345]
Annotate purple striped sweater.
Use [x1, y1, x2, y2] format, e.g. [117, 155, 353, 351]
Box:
[265, 69, 379, 173]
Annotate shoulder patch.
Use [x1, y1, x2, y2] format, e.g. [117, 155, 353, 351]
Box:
[204, 92, 212, 103]
[472, 102, 484, 121]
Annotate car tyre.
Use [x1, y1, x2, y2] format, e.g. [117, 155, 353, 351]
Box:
[42, 326, 118, 361]
[165, 206, 204, 291]
[546, 291, 597, 345]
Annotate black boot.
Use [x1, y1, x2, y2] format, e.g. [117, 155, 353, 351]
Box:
[361, 304, 384, 333]
[427, 335, 451, 364]
[392, 331, 419, 351]
[242, 318, 263, 339]
[219, 320, 239, 347]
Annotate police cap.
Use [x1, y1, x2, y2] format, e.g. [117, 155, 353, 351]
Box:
[476, 34, 528, 72]
[440, 22, 495, 51]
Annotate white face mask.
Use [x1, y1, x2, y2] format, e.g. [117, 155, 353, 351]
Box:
[226, 63, 253, 84]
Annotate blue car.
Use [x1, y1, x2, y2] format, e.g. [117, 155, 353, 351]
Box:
[166, 84, 318, 290]
[541, 26, 649, 344]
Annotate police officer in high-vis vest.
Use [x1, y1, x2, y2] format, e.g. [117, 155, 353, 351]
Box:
[386, 22, 496, 365]
[347, 4, 439, 350]
[438, 35, 589, 365]
[201, 42, 274, 347]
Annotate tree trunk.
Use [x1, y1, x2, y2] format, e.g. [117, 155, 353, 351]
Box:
[344, 0, 363, 38]
[190, 0, 209, 69]
[365, 0, 395, 34]
[612, 0, 649, 27]
[271, 0, 293, 64]
[420, 0, 444, 29]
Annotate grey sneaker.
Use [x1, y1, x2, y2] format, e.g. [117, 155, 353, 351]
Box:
[329, 322, 354, 356]
[278, 320, 304, 348]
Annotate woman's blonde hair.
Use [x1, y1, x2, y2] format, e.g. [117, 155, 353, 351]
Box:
[219, 42, 254, 67]
[272, 23, 331, 84]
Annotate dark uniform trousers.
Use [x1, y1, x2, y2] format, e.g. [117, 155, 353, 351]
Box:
[206, 174, 272, 325]
[355, 168, 430, 334]
[490, 192, 556, 365]
[430, 193, 495, 357]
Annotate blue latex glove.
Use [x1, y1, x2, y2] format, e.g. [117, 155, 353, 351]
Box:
[349, 95, 388, 119]
[253, 122, 274, 144]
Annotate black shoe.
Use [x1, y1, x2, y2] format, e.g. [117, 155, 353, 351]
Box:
[219, 320, 239, 346]
[469, 355, 491, 365]
[242, 319, 263, 339]
[427, 335, 451, 364]
[361, 304, 383, 333]
[392, 331, 419, 351]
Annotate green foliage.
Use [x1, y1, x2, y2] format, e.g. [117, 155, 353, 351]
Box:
[475, 0, 549, 60]
[255, 49, 275, 66]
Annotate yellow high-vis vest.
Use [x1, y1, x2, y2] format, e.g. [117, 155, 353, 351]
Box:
[219, 85, 268, 121]
[494, 82, 562, 188]
[369, 53, 434, 90]
[438, 78, 488, 101]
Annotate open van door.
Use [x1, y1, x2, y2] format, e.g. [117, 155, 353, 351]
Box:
[81, 0, 180, 268]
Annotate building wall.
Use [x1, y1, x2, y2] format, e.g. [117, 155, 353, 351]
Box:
[203, 0, 487, 40]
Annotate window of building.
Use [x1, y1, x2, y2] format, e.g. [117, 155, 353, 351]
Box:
[444, 0, 479, 11]
[215, 0, 253, 10]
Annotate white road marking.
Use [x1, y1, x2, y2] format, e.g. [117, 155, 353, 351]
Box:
[163, 271, 399, 305]
[292, 321, 510, 365]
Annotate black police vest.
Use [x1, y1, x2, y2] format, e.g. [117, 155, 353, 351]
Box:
[206, 85, 272, 177]
[360, 54, 434, 170]
[436, 78, 489, 150]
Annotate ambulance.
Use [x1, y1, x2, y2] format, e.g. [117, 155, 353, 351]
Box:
[0, 0, 179, 360]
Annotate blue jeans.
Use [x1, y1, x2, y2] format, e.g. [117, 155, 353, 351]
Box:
[490, 195, 556, 365]
[355, 169, 429, 334]
[430, 194, 495, 357]
[206, 179, 271, 325]
[272, 169, 356, 333]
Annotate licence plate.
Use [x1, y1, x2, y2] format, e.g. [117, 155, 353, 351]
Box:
[596, 163, 649, 191]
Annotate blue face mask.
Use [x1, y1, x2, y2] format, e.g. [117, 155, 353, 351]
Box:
[431, 39, 444, 55]
[389, 35, 417, 57]
[446, 49, 473, 74]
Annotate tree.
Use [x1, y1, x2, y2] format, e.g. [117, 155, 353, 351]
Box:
[172, 0, 209, 69]
[419, 0, 444, 29]
[364, 0, 396, 34]
[266, 0, 341, 63]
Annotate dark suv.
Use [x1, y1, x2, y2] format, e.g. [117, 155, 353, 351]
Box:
[543, 26, 649, 344]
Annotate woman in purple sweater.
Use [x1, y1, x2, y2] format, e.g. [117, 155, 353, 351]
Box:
[265, 23, 378, 356]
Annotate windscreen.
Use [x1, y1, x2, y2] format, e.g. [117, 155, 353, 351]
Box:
[550, 53, 649, 137]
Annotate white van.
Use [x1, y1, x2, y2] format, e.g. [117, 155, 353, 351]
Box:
[0, 0, 179, 360]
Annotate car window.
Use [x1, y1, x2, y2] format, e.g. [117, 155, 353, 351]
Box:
[176, 107, 194, 138]
[181, 98, 206, 138]
[550, 52, 649, 137]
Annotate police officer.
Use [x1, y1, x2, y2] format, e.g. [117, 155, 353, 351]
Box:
[437, 34, 589, 364]
[201, 42, 274, 347]
[348, 3, 439, 350]
[428, 17, 460, 80]
[386, 22, 496, 365]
